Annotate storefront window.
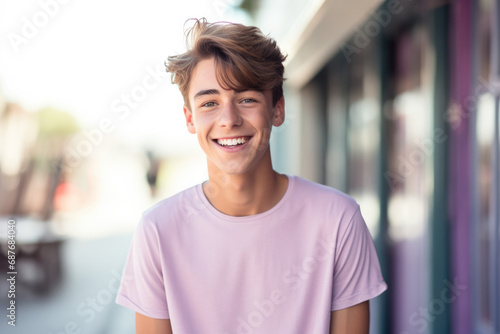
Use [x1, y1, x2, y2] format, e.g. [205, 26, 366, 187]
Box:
[473, 0, 499, 331]
[385, 23, 434, 333]
[344, 46, 381, 237]
[476, 94, 495, 326]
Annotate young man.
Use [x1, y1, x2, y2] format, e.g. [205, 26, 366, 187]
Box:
[115, 18, 387, 334]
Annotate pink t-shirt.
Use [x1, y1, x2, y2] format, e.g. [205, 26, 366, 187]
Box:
[116, 175, 387, 333]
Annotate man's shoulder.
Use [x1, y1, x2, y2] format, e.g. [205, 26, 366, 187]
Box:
[291, 175, 358, 209]
[141, 184, 202, 224]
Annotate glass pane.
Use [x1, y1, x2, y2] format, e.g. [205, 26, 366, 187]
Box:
[479, 0, 494, 83]
[497, 96, 500, 328]
[476, 93, 495, 325]
[326, 61, 348, 192]
[344, 42, 381, 237]
[386, 24, 433, 334]
[387, 90, 432, 241]
[498, 96, 500, 328]
[348, 98, 380, 237]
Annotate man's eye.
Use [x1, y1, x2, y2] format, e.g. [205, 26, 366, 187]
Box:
[241, 98, 257, 104]
[202, 102, 217, 107]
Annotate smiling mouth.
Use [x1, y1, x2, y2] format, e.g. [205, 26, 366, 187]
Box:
[214, 136, 252, 147]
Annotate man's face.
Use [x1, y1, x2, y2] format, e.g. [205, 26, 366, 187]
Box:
[183, 58, 284, 175]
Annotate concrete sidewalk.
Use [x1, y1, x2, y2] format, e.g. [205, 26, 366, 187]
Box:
[0, 233, 136, 334]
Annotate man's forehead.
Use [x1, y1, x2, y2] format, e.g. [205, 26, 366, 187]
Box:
[188, 58, 269, 100]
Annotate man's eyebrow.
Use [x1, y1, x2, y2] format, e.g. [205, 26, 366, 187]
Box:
[194, 89, 220, 99]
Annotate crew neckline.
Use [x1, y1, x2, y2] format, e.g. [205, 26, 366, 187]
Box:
[195, 174, 295, 223]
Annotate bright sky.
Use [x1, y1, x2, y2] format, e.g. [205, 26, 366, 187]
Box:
[0, 0, 250, 155]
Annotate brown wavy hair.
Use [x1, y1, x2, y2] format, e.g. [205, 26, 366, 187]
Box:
[165, 18, 287, 109]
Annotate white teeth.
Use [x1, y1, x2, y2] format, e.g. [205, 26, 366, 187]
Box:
[217, 137, 249, 146]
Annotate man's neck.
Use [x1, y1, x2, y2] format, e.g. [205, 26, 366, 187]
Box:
[203, 154, 288, 217]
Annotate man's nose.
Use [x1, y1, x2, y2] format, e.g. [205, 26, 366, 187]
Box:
[217, 102, 243, 128]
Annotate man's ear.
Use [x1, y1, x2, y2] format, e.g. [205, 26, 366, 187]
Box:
[183, 106, 196, 134]
[272, 96, 285, 127]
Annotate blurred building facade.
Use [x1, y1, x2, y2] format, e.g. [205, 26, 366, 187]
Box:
[249, 0, 500, 333]
[0, 94, 85, 295]
[0, 97, 38, 216]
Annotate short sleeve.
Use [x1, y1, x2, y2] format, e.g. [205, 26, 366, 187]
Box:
[331, 207, 387, 311]
[115, 215, 170, 319]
